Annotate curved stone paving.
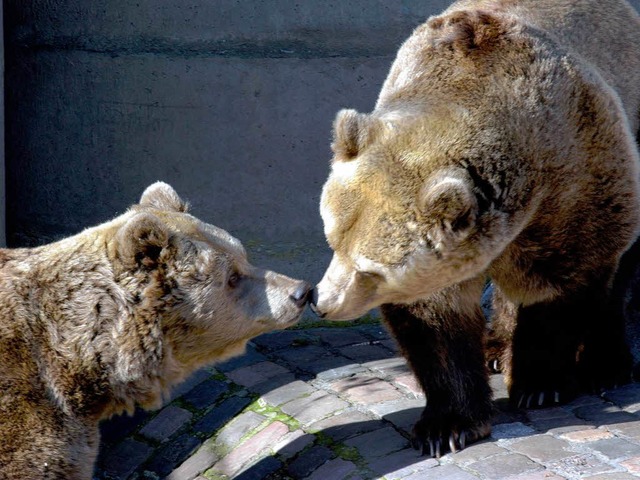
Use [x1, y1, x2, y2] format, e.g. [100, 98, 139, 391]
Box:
[94, 322, 640, 480]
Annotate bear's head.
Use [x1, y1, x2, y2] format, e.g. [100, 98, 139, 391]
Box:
[313, 90, 520, 320]
[105, 183, 311, 408]
[311, 10, 536, 320]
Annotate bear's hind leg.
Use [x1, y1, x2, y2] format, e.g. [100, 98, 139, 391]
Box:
[485, 284, 517, 374]
[381, 277, 492, 457]
[576, 281, 632, 392]
[509, 297, 582, 408]
[509, 279, 632, 408]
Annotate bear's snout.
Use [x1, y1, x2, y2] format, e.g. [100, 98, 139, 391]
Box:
[290, 281, 313, 308]
[308, 288, 326, 318]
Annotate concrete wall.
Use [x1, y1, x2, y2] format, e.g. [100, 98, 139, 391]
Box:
[0, 0, 4, 247]
[4, 0, 450, 286]
[4, 0, 640, 285]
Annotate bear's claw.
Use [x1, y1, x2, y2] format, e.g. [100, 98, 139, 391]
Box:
[415, 434, 462, 458]
[412, 422, 490, 458]
[490, 359, 500, 373]
[514, 389, 563, 409]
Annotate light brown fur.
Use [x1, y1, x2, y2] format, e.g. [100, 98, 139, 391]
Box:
[313, 0, 640, 456]
[0, 183, 310, 479]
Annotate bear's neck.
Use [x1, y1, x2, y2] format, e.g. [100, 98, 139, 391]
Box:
[0, 240, 170, 421]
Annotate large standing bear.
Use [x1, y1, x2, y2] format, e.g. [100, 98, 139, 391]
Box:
[0, 182, 311, 479]
[311, 0, 640, 456]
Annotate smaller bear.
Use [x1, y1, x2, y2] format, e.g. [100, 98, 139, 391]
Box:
[0, 182, 311, 480]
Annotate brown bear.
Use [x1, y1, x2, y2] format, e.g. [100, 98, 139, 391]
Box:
[0, 182, 311, 479]
[310, 0, 640, 457]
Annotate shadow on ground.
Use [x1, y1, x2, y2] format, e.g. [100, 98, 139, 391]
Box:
[94, 322, 640, 480]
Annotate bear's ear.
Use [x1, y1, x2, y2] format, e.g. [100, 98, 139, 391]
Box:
[139, 182, 189, 213]
[116, 213, 171, 270]
[420, 169, 478, 248]
[331, 109, 381, 161]
[428, 10, 506, 55]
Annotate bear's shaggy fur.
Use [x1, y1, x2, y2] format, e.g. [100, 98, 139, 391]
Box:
[0, 183, 310, 479]
[312, 0, 640, 456]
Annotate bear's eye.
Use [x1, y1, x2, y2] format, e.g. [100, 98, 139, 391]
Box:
[228, 272, 242, 288]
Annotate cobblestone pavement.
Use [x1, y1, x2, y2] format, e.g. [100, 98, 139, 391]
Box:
[94, 322, 640, 480]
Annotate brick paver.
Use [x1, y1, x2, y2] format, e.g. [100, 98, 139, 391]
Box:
[192, 395, 252, 435]
[312, 328, 371, 347]
[226, 360, 290, 387]
[307, 409, 385, 441]
[466, 452, 542, 478]
[93, 323, 640, 480]
[344, 426, 410, 461]
[368, 448, 437, 479]
[621, 455, 640, 475]
[260, 379, 316, 406]
[280, 390, 349, 426]
[287, 445, 334, 478]
[273, 430, 315, 460]
[588, 437, 640, 461]
[339, 343, 395, 363]
[447, 441, 508, 465]
[98, 438, 154, 479]
[509, 435, 576, 463]
[331, 374, 403, 404]
[547, 453, 614, 478]
[507, 472, 566, 480]
[181, 378, 228, 409]
[164, 444, 220, 480]
[211, 421, 290, 477]
[560, 428, 614, 442]
[139, 405, 193, 442]
[394, 373, 424, 397]
[306, 457, 358, 480]
[214, 410, 268, 452]
[144, 434, 201, 477]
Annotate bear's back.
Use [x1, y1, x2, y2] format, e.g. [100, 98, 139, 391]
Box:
[445, 0, 640, 133]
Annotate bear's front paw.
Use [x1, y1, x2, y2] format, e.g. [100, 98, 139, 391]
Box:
[410, 411, 491, 458]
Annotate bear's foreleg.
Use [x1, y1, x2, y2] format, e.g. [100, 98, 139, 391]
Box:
[381, 277, 492, 457]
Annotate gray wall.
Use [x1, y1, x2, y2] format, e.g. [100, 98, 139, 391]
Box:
[0, 0, 4, 247]
[4, 0, 640, 285]
[4, 0, 450, 286]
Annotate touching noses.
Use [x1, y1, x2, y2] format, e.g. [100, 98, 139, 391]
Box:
[290, 281, 313, 308]
[308, 287, 325, 318]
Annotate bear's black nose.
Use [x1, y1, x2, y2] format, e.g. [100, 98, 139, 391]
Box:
[308, 288, 326, 318]
[290, 282, 313, 308]
[309, 287, 318, 307]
